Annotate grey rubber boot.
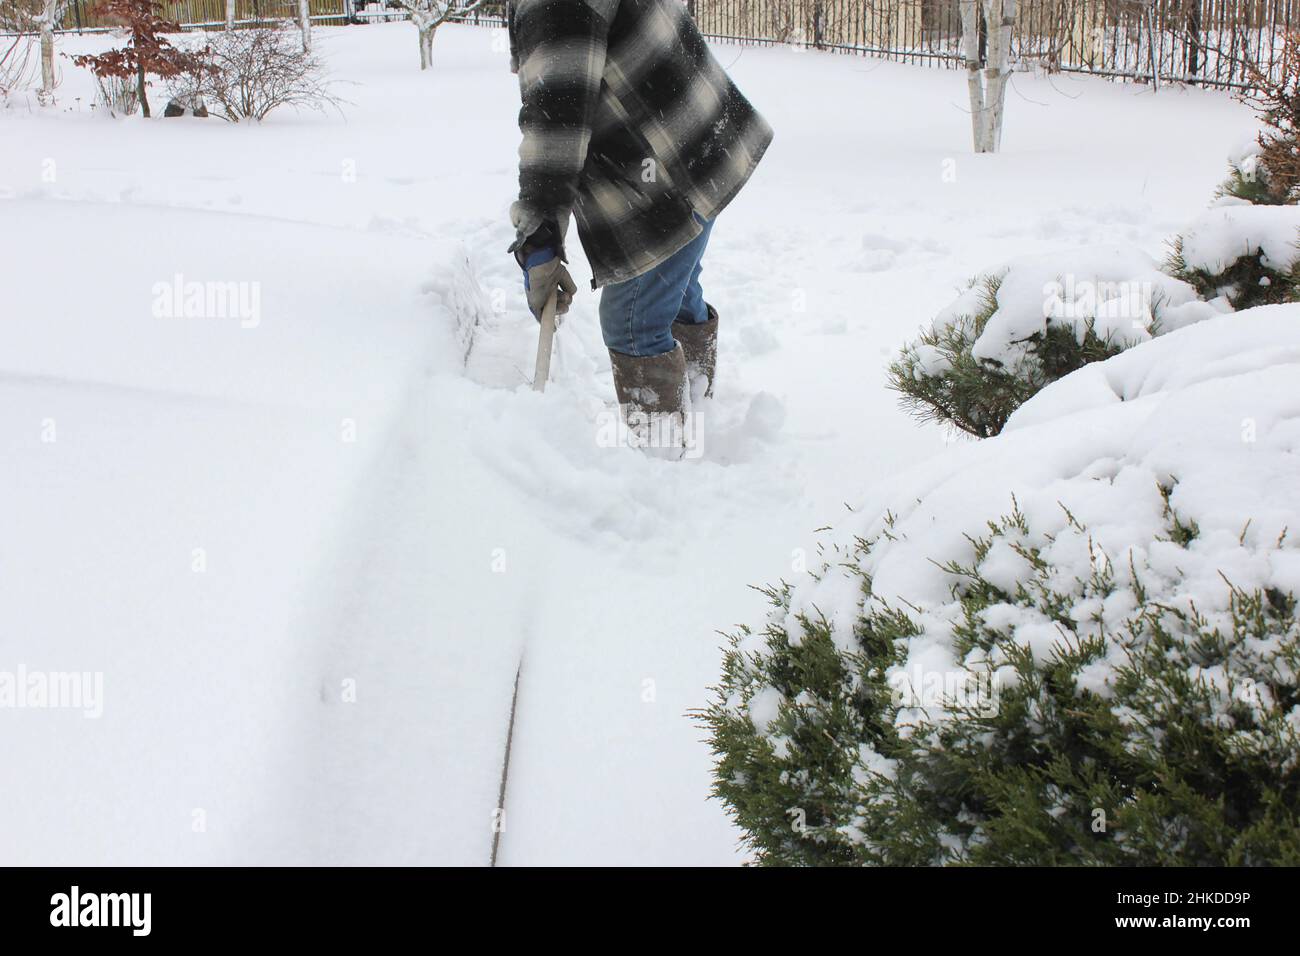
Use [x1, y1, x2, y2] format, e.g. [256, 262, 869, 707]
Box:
[673, 303, 718, 401]
[608, 344, 690, 458]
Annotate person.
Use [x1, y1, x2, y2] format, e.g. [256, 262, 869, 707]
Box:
[506, 0, 772, 453]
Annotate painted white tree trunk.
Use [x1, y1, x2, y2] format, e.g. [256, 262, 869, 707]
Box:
[959, 0, 985, 152]
[38, 27, 54, 103]
[397, 1, 457, 71]
[960, 0, 1014, 154]
[395, 0, 490, 72]
[409, 6, 437, 69]
[984, 0, 1016, 152]
[225, 0, 235, 30]
[299, 0, 313, 52]
[418, 25, 436, 69]
[36, 0, 62, 106]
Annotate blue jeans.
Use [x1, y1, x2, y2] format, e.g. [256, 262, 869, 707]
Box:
[599, 213, 714, 357]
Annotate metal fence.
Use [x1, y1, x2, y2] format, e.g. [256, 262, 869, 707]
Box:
[55, 0, 336, 29]
[41, 0, 1297, 89]
[49, 0, 499, 31]
[688, 0, 1298, 88]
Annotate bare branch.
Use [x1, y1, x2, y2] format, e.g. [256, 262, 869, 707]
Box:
[169, 23, 344, 122]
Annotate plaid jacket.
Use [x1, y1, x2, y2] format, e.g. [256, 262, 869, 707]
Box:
[506, 0, 773, 288]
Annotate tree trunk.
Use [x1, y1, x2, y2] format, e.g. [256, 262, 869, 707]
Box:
[37, 0, 61, 105]
[959, 0, 986, 152]
[38, 25, 54, 104]
[982, 0, 1015, 152]
[225, 0, 235, 29]
[299, 0, 313, 52]
[419, 26, 434, 69]
[961, 0, 1013, 153]
[137, 61, 149, 118]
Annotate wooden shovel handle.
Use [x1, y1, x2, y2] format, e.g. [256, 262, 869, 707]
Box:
[531, 287, 559, 393]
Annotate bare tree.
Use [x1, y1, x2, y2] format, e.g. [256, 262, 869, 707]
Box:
[298, 0, 312, 51]
[14, 0, 74, 105]
[960, 0, 1016, 153]
[171, 24, 342, 121]
[390, 0, 490, 71]
[0, 32, 38, 99]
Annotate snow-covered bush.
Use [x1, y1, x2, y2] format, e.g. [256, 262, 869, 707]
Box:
[1166, 202, 1300, 311]
[1230, 31, 1300, 205]
[888, 246, 1209, 437]
[1216, 144, 1287, 206]
[706, 308, 1300, 865]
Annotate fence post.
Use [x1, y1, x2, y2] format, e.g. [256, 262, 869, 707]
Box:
[978, 1, 987, 63]
[1186, 0, 1202, 83]
[892, 0, 922, 63]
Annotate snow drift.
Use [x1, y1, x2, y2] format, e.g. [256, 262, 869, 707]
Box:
[710, 306, 1300, 864]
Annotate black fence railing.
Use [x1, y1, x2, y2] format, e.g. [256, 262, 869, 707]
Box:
[688, 0, 1297, 89]
[39, 0, 1293, 90]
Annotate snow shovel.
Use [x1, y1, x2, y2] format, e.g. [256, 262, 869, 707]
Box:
[531, 288, 559, 393]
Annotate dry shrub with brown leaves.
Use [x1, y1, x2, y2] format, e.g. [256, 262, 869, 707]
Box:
[69, 0, 206, 118]
[1239, 31, 1300, 205]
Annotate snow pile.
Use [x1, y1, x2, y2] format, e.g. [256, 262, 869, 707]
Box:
[956, 245, 1202, 366]
[710, 306, 1300, 864]
[1168, 198, 1300, 311]
[889, 245, 1220, 438]
[1177, 201, 1300, 275]
[816, 305, 1299, 727]
[1228, 136, 1263, 185]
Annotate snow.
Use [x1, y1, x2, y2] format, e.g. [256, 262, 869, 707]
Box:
[1177, 202, 1300, 274]
[963, 245, 1201, 367]
[0, 22, 1261, 863]
[747, 686, 785, 732]
[782, 306, 1300, 753]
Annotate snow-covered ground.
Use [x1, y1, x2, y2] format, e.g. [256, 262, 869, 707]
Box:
[0, 22, 1258, 864]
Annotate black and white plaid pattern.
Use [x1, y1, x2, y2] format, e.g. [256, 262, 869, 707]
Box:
[507, 0, 773, 288]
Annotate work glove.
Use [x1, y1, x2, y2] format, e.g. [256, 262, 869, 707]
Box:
[518, 247, 576, 324]
[509, 216, 575, 323]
